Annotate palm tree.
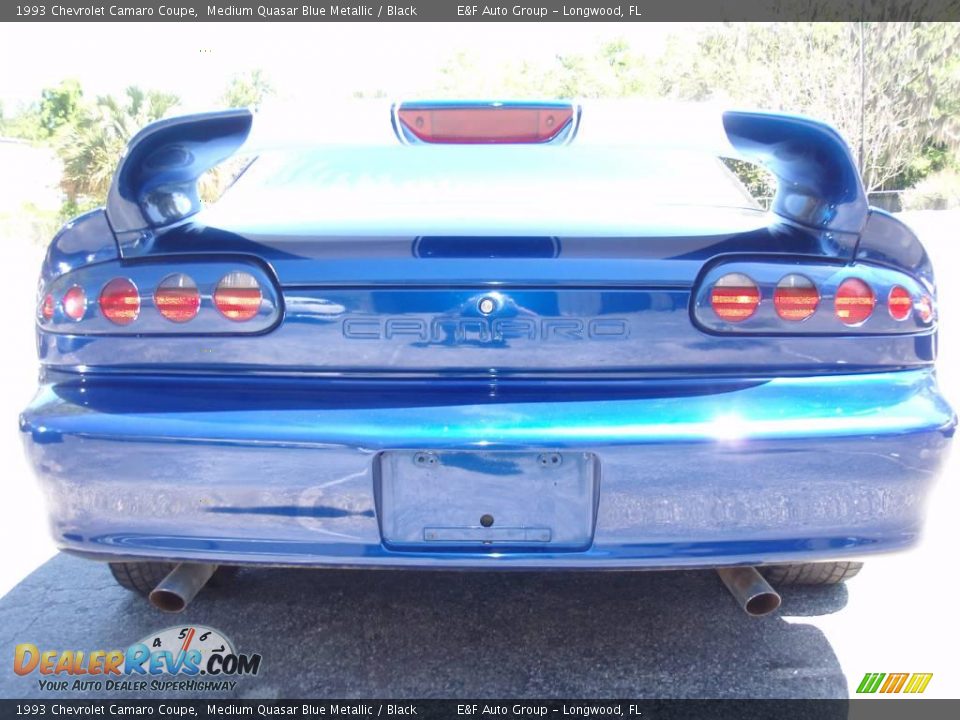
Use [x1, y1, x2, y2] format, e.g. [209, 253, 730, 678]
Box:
[58, 86, 180, 208]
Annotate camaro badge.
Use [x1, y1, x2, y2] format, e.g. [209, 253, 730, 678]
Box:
[342, 316, 631, 342]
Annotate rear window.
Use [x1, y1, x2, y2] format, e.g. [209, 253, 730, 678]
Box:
[206, 144, 765, 236]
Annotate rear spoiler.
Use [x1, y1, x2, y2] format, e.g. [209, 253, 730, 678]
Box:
[104, 106, 868, 242]
[106, 109, 253, 235]
[722, 110, 868, 234]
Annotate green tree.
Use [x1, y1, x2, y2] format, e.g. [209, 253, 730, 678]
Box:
[38, 79, 85, 137]
[221, 69, 274, 110]
[659, 23, 960, 191]
[0, 104, 43, 141]
[0, 80, 87, 142]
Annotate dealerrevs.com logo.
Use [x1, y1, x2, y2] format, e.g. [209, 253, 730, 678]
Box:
[14, 625, 262, 693]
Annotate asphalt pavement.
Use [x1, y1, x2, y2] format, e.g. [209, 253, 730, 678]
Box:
[0, 556, 850, 699]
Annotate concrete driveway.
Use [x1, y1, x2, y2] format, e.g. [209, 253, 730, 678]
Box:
[1, 212, 958, 699]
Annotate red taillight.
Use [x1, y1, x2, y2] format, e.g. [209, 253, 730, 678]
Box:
[62, 286, 86, 321]
[888, 285, 912, 321]
[774, 274, 819, 321]
[214, 272, 261, 322]
[99, 278, 140, 325]
[834, 278, 875, 326]
[155, 274, 200, 323]
[397, 105, 574, 144]
[40, 294, 55, 321]
[710, 273, 760, 322]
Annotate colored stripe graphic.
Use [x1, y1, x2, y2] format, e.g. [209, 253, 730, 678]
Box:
[880, 673, 909, 693]
[903, 673, 934, 694]
[856, 672, 933, 694]
[857, 673, 885, 693]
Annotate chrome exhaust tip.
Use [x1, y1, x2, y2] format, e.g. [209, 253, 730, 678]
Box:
[148, 563, 218, 613]
[717, 566, 782, 617]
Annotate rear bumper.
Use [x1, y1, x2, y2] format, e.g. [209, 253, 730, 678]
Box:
[19, 369, 955, 569]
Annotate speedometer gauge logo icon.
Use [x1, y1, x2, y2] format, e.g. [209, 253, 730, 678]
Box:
[126, 625, 260, 677]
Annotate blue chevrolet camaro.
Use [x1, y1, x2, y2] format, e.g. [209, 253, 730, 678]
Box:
[19, 102, 955, 615]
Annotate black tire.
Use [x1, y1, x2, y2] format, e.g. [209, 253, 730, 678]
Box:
[109, 561, 178, 596]
[108, 562, 238, 596]
[761, 561, 863, 586]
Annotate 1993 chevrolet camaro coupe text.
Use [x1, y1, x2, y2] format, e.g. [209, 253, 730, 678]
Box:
[19, 102, 955, 615]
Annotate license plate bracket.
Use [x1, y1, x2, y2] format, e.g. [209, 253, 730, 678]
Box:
[377, 450, 598, 551]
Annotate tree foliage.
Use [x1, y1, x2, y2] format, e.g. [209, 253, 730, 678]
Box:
[658, 22, 960, 191]
[57, 87, 180, 208]
[221, 69, 275, 110]
[431, 23, 960, 195]
[0, 69, 279, 218]
[1, 79, 88, 142]
[39, 80, 86, 138]
[197, 70, 277, 203]
[433, 41, 658, 99]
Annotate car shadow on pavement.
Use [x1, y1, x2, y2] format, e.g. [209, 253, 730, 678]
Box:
[0, 554, 848, 700]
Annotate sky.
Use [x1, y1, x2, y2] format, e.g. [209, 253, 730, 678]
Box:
[0, 22, 702, 111]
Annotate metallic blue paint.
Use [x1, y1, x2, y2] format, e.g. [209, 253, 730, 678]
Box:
[38, 285, 939, 374]
[41, 209, 119, 285]
[20, 369, 954, 567]
[855, 209, 936, 289]
[20, 105, 956, 571]
[107, 109, 253, 239]
[723, 110, 869, 233]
